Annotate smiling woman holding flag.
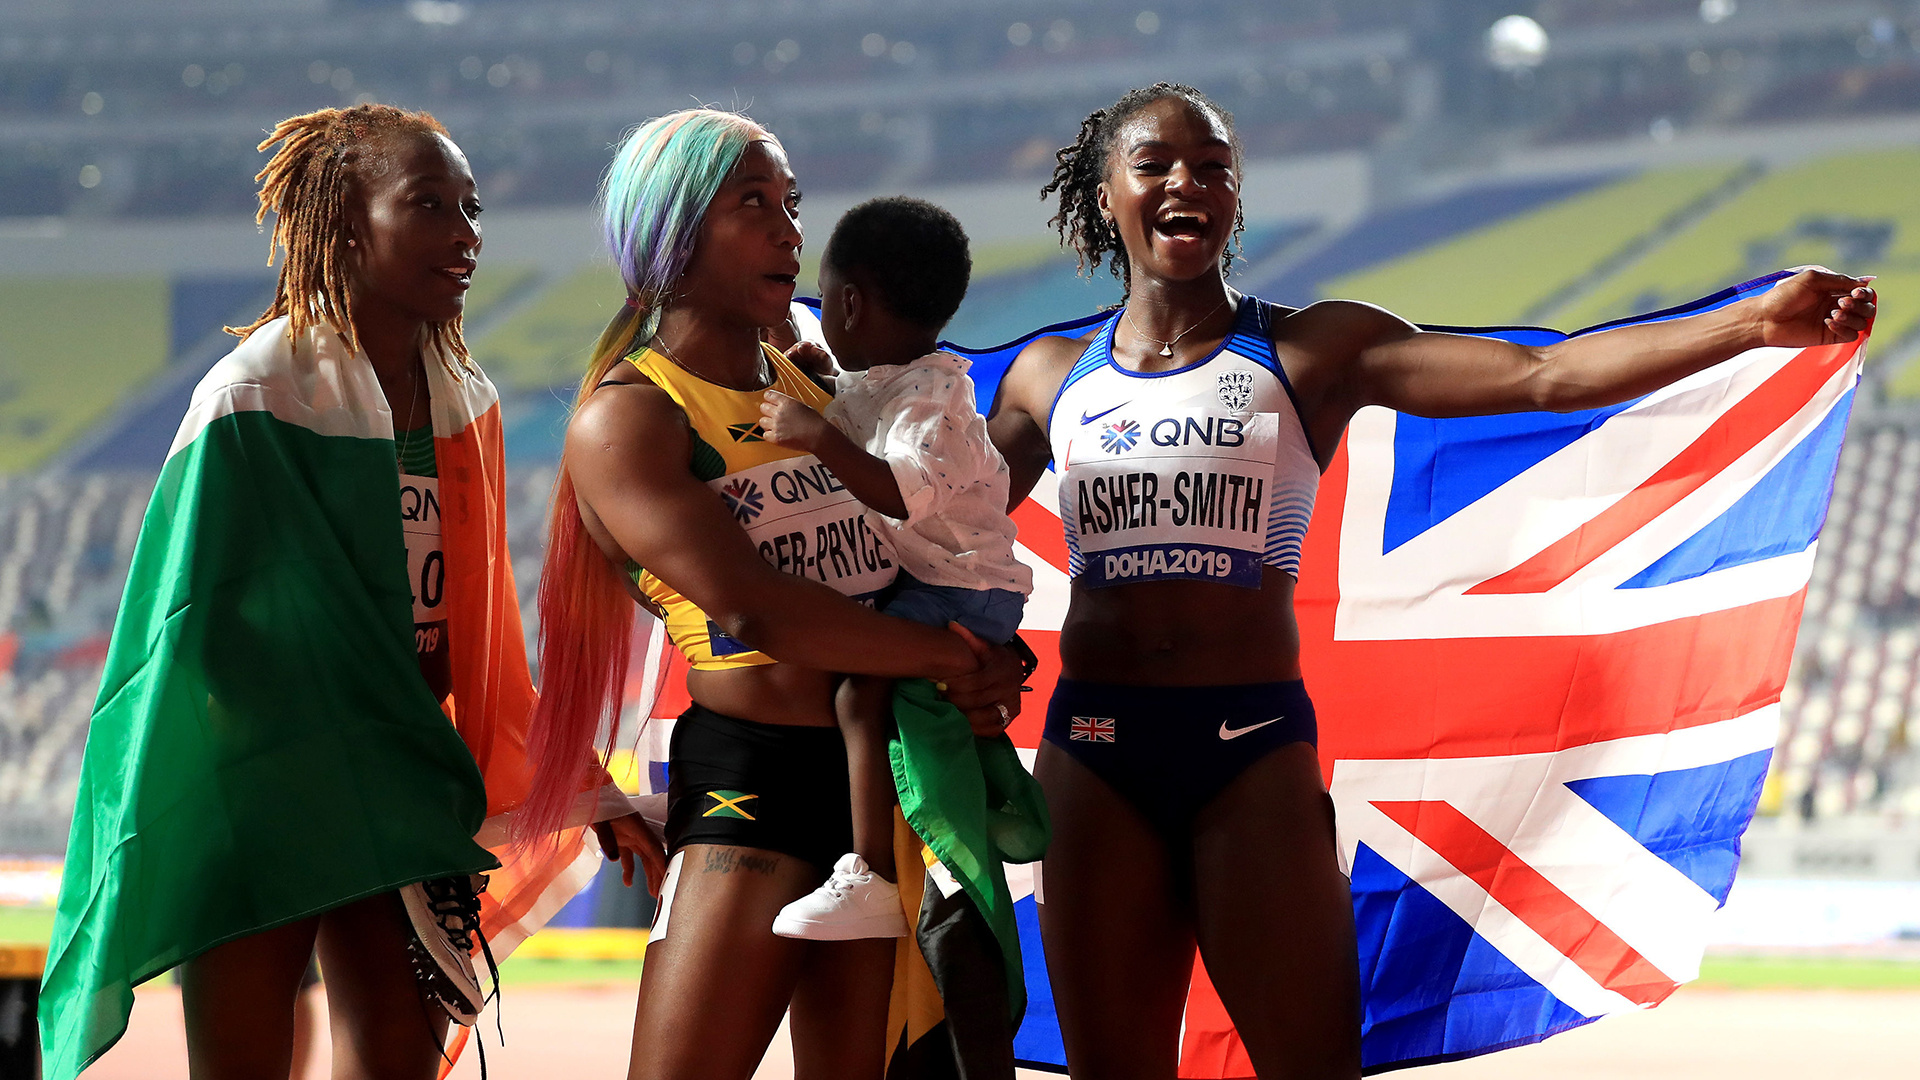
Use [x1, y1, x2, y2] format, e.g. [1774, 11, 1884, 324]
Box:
[986, 82, 1876, 1079]
[38, 104, 660, 1080]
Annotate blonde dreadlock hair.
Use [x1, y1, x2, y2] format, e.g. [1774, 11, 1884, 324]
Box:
[228, 103, 471, 370]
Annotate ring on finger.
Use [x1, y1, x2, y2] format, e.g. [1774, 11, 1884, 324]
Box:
[995, 702, 1011, 728]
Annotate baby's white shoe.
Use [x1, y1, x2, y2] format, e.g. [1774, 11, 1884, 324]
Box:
[772, 853, 911, 940]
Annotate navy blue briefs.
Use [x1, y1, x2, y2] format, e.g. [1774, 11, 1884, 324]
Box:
[1042, 678, 1317, 829]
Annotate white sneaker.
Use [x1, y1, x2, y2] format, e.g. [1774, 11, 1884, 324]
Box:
[772, 853, 912, 940]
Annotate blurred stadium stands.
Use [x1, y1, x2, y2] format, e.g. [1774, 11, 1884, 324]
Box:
[1775, 421, 1920, 822]
[1318, 162, 1754, 325]
[1552, 148, 1920, 341]
[7, 0, 1920, 856]
[470, 265, 620, 391]
[3, 1, 1916, 218]
[0, 277, 173, 472]
[0, 473, 152, 852]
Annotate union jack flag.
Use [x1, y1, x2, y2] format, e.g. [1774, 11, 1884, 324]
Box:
[1068, 715, 1116, 742]
[637, 279, 1862, 1075]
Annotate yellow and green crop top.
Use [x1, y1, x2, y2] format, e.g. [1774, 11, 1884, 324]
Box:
[626, 342, 899, 669]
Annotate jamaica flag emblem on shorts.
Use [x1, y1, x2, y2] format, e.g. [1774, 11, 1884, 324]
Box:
[703, 790, 758, 820]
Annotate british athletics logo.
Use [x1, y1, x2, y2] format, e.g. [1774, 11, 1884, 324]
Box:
[1099, 418, 1141, 454]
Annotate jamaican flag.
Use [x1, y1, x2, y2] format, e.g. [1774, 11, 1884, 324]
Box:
[885, 678, 1050, 1080]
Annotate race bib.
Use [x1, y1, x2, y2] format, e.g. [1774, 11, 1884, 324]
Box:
[1062, 409, 1278, 589]
[400, 471, 452, 698]
[711, 455, 897, 602]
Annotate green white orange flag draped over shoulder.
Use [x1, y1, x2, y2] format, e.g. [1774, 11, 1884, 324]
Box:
[39, 318, 599, 1079]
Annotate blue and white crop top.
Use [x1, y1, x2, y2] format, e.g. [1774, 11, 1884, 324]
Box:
[1046, 296, 1319, 588]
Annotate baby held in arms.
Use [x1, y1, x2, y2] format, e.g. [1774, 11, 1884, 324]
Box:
[757, 196, 1032, 938]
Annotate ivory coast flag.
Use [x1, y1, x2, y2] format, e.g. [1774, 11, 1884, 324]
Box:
[39, 318, 601, 1079]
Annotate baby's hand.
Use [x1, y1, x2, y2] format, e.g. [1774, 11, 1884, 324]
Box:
[759, 390, 829, 451]
[785, 340, 836, 378]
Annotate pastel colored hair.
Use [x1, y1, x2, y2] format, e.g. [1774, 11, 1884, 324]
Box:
[519, 109, 773, 847]
[604, 108, 771, 336]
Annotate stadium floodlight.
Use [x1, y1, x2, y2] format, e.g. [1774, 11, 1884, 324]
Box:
[1700, 0, 1736, 25]
[1486, 14, 1549, 71]
[408, 1, 468, 26]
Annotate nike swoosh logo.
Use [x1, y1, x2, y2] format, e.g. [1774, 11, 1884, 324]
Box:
[1079, 402, 1129, 425]
[1218, 716, 1284, 740]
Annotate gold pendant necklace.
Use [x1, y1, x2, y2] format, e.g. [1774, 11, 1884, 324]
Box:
[1124, 294, 1232, 358]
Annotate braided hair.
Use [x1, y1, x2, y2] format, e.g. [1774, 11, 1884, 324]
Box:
[228, 103, 470, 369]
[1042, 83, 1245, 293]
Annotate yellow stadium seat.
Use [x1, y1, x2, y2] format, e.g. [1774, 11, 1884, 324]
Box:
[0, 277, 170, 472]
[469, 267, 625, 391]
[1328, 164, 1750, 327]
[1557, 149, 1920, 348]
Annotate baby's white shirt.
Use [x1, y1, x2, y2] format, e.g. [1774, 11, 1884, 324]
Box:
[825, 352, 1033, 596]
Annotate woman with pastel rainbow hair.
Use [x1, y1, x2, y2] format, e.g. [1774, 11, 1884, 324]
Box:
[523, 109, 1025, 1077]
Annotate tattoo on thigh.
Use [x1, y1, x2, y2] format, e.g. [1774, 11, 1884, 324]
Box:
[702, 848, 780, 876]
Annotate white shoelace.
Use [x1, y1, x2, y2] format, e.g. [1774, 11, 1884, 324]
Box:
[822, 868, 871, 900]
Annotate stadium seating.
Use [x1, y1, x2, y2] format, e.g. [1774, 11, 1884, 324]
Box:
[0, 278, 171, 473]
[1323, 163, 1751, 327]
[0, 474, 154, 845]
[70, 275, 273, 471]
[468, 267, 624, 391]
[1302, 150, 1920, 400]
[1887, 362, 1920, 401]
[1774, 421, 1920, 821]
[1552, 150, 1920, 346]
[944, 241, 1122, 348]
[1258, 174, 1616, 309]
[459, 263, 542, 334]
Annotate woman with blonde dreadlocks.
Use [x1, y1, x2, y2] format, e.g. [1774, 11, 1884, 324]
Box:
[38, 104, 664, 1080]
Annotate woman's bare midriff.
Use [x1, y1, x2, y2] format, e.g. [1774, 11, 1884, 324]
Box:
[686, 663, 839, 728]
[579, 498, 840, 729]
[1058, 567, 1303, 686]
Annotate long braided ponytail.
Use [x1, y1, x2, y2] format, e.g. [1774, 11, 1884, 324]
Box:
[1041, 83, 1246, 294]
[229, 103, 470, 369]
[519, 108, 773, 848]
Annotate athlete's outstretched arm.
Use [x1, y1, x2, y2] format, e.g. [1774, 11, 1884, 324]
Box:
[568, 382, 981, 682]
[1310, 268, 1873, 424]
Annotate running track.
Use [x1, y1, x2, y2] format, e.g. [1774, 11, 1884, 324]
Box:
[86, 982, 1917, 1079]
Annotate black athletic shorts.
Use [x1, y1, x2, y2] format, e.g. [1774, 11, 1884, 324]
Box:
[664, 704, 854, 874]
